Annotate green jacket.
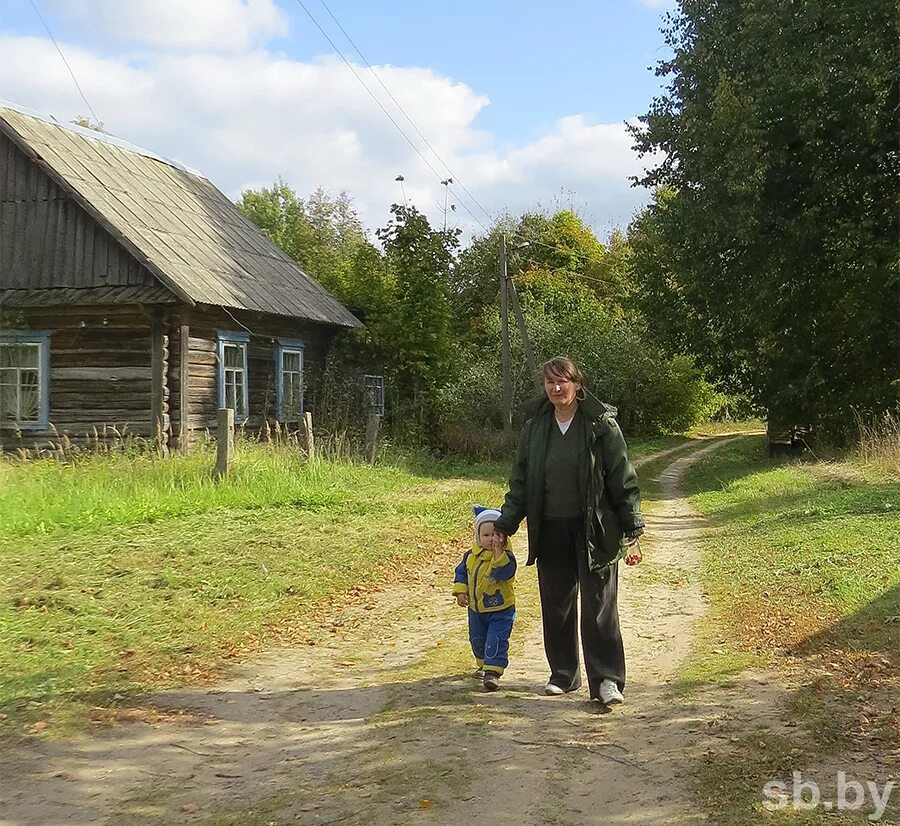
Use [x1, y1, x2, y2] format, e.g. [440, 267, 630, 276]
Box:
[494, 392, 644, 571]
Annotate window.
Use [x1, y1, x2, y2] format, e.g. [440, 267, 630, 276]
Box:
[216, 332, 249, 420]
[276, 339, 304, 422]
[0, 332, 50, 430]
[362, 374, 385, 417]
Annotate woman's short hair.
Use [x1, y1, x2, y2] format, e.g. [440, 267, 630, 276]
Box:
[540, 356, 585, 385]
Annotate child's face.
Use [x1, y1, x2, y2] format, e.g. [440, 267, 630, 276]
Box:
[477, 521, 496, 550]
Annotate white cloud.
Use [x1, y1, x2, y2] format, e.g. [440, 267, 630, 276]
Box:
[54, 0, 287, 52]
[0, 30, 650, 238]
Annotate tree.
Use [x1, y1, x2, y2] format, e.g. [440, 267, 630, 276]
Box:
[629, 0, 899, 436]
[376, 204, 460, 405]
[237, 182, 367, 300]
[450, 209, 630, 338]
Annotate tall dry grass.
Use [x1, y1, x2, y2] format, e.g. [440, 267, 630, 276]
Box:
[856, 408, 900, 478]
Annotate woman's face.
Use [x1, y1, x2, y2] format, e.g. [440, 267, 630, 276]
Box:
[543, 372, 579, 409]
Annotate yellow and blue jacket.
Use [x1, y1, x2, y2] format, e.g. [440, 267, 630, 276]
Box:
[452, 544, 516, 613]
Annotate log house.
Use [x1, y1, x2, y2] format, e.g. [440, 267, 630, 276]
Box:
[0, 104, 360, 451]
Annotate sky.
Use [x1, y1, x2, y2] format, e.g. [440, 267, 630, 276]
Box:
[0, 0, 674, 239]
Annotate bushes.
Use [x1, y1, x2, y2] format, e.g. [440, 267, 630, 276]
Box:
[435, 286, 724, 440]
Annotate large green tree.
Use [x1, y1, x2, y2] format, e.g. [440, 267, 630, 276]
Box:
[238, 182, 367, 300]
[376, 204, 461, 405]
[629, 0, 899, 435]
[450, 210, 631, 336]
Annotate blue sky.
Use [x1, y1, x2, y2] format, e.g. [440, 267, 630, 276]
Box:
[1, 0, 674, 237]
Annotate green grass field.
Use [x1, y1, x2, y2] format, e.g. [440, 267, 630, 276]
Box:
[681, 436, 900, 824]
[0, 442, 511, 736]
[0, 434, 669, 738]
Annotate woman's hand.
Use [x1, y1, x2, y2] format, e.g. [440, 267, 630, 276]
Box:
[492, 531, 507, 553]
[624, 537, 642, 566]
[456, 593, 470, 607]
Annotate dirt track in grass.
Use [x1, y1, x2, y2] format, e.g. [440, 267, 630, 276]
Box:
[0, 438, 748, 826]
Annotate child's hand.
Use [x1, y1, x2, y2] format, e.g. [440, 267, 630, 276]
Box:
[492, 531, 507, 553]
[456, 593, 470, 607]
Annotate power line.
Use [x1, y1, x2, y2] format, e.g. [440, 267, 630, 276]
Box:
[296, 0, 620, 269]
[509, 232, 614, 274]
[316, 0, 495, 227]
[292, 0, 488, 233]
[28, 0, 103, 133]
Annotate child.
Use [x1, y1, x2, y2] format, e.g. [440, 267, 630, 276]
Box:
[452, 506, 517, 692]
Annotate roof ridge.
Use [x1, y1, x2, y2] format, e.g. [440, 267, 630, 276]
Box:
[0, 99, 205, 178]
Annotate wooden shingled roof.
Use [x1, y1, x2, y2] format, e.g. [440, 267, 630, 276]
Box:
[0, 104, 360, 328]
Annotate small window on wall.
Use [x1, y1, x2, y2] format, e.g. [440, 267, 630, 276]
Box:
[0, 332, 50, 430]
[363, 374, 385, 417]
[216, 332, 249, 420]
[276, 339, 304, 422]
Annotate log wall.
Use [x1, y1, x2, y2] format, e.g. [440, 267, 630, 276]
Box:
[1, 301, 341, 452]
[171, 305, 336, 443]
[0, 304, 156, 450]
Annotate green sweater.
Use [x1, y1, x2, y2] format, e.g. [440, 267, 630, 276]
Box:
[543, 412, 585, 518]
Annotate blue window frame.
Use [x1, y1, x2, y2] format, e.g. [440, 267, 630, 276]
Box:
[0, 331, 51, 430]
[275, 338, 304, 422]
[216, 331, 249, 421]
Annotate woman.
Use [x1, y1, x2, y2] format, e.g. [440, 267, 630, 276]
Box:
[492, 357, 644, 705]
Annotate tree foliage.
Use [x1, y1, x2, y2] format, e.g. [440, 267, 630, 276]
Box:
[238, 182, 367, 301]
[629, 0, 899, 436]
[376, 204, 460, 399]
[239, 184, 729, 443]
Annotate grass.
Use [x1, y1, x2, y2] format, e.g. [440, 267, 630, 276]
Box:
[1, 431, 661, 740]
[686, 418, 766, 437]
[679, 435, 900, 824]
[0, 440, 511, 737]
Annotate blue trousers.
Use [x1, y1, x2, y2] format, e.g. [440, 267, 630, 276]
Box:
[468, 606, 515, 674]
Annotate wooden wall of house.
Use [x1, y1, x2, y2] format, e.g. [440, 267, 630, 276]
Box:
[0, 132, 159, 291]
[0, 304, 156, 450]
[1, 300, 342, 452]
[168, 305, 339, 445]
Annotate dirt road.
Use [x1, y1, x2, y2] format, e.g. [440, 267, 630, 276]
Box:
[0, 438, 739, 826]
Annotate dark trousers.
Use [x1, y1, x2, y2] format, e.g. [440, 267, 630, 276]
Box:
[536, 516, 626, 697]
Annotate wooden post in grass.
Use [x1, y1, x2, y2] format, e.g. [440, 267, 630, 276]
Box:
[365, 412, 381, 464]
[216, 407, 234, 478]
[302, 411, 315, 460]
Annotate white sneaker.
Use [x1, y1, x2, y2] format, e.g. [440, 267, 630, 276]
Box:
[544, 682, 565, 696]
[598, 679, 624, 705]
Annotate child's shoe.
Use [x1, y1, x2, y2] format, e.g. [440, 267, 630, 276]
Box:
[473, 668, 485, 679]
[483, 671, 501, 691]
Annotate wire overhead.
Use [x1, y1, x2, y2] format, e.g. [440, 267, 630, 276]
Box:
[292, 0, 489, 232]
[295, 0, 615, 267]
[316, 0, 494, 226]
[28, 0, 104, 134]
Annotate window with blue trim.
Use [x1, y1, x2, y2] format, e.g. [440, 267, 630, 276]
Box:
[216, 332, 249, 420]
[276, 339, 304, 422]
[0, 332, 50, 429]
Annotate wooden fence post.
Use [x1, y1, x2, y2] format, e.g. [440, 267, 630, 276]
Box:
[216, 407, 234, 478]
[302, 411, 315, 460]
[365, 413, 381, 464]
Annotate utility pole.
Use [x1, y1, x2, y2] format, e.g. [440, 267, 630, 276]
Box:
[499, 233, 512, 430]
[508, 277, 542, 394]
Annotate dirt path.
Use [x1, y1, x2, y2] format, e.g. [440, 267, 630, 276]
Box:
[0, 438, 740, 826]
